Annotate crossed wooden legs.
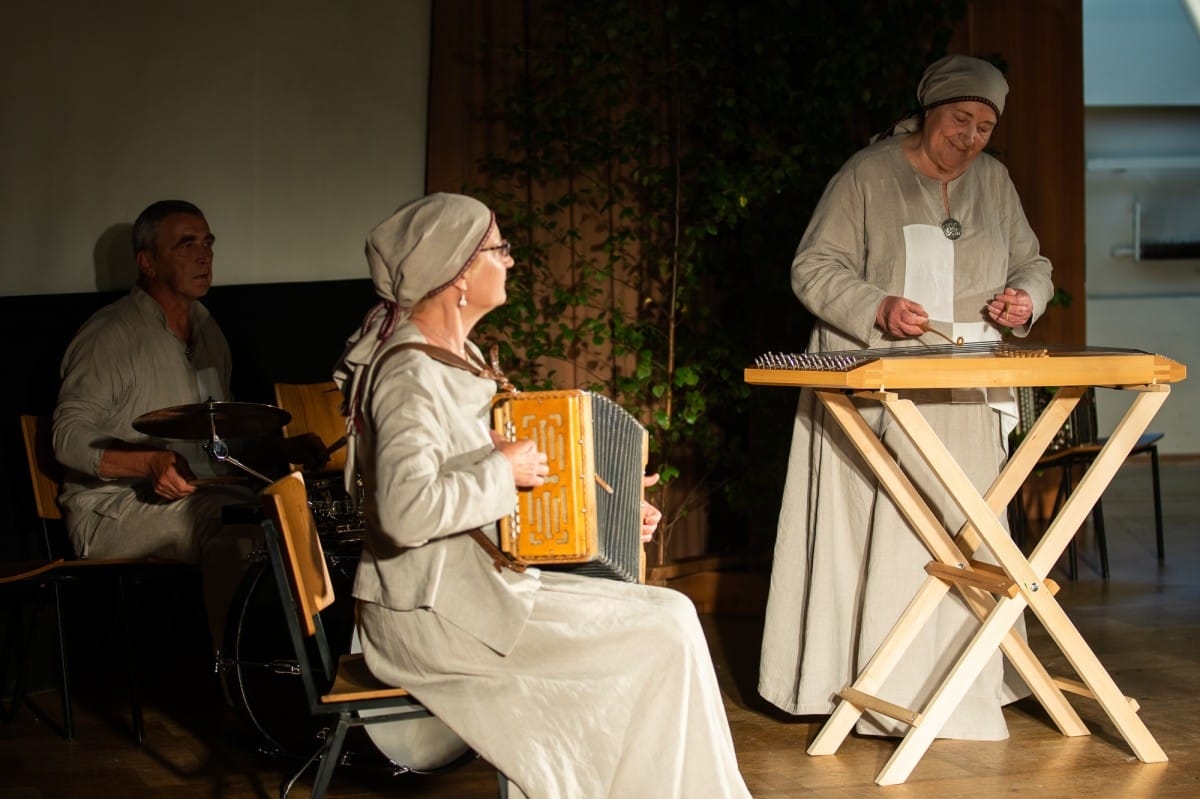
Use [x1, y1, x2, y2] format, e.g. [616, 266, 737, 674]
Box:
[806, 384, 1170, 785]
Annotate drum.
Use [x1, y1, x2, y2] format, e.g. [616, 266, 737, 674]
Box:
[306, 475, 367, 538]
[220, 542, 473, 773]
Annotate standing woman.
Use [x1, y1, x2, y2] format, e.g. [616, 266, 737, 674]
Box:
[334, 193, 752, 798]
[758, 56, 1054, 740]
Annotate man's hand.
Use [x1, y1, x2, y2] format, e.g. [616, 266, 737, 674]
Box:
[147, 450, 197, 500]
[99, 444, 197, 501]
[278, 432, 334, 472]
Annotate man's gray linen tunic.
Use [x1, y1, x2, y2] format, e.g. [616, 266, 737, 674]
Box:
[53, 286, 251, 561]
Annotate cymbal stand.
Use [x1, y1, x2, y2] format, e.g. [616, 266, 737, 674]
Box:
[204, 414, 273, 485]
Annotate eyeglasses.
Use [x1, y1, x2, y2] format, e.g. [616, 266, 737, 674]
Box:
[481, 240, 511, 257]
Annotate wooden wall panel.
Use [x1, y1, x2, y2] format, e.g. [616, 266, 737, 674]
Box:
[430, 1, 1086, 346]
[426, 0, 518, 195]
[954, 0, 1086, 346]
[424, 1, 1088, 567]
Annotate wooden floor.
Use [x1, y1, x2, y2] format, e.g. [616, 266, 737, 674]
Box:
[3, 457, 1198, 798]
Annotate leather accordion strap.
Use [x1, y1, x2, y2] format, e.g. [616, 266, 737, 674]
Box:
[387, 340, 480, 373]
[469, 528, 528, 573]
[380, 341, 519, 393]
[374, 341, 527, 573]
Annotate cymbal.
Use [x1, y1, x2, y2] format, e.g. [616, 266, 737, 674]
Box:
[133, 400, 292, 441]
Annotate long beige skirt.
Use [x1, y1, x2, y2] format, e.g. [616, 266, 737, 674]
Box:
[759, 390, 1029, 740]
[359, 571, 752, 799]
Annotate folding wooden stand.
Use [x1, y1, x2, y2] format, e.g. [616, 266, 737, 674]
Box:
[745, 348, 1185, 785]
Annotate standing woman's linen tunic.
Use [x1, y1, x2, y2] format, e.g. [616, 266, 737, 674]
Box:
[758, 135, 1053, 740]
[354, 323, 752, 799]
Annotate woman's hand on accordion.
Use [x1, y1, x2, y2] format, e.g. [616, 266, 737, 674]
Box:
[641, 473, 663, 543]
[491, 431, 550, 488]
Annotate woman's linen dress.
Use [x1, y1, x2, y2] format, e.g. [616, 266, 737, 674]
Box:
[758, 136, 1053, 740]
[354, 324, 752, 797]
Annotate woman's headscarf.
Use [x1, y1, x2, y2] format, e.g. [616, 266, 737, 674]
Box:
[917, 54, 1008, 118]
[333, 193, 494, 488]
[875, 54, 1009, 141]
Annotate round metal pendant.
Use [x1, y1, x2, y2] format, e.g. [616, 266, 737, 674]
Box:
[941, 217, 963, 240]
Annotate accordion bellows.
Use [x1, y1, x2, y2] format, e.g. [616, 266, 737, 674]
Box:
[491, 390, 648, 583]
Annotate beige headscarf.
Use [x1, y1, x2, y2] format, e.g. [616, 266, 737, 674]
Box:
[876, 54, 1009, 141]
[333, 193, 494, 487]
[917, 54, 1008, 117]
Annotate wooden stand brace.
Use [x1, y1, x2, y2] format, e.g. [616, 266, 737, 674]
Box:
[745, 348, 1184, 785]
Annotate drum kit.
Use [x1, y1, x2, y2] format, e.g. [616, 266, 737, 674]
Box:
[132, 398, 471, 775]
[133, 399, 292, 484]
[132, 398, 365, 535]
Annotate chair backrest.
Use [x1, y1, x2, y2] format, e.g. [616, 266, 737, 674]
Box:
[273, 381, 348, 474]
[1014, 386, 1099, 452]
[19, 415, 64, 523]
[260, 471, 341, 697]
[1069, 388, 1099, 446]
[19, 414, 188, 564]
[260, 472, 336, 636]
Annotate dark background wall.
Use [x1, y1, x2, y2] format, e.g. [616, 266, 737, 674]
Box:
[0, 280, 376, 561]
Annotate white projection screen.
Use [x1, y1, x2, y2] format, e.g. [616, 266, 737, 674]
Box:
[0, 0, 430, 296]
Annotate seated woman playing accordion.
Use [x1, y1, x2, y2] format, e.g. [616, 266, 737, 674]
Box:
[332, 192, 751, 799]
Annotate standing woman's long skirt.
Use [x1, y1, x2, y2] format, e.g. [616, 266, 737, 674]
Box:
[759, 389, 1029, 740]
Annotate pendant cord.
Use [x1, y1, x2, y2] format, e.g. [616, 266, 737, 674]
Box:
[939, 181, 962, 240]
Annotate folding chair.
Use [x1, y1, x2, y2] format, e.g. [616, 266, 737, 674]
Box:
[1014, 387, 1166, 579]
[19, 414, 188, 742]
[260, 472, 494, 799]
[273, 381, 348, 476]
[273, 380, 365, 538]
[1, 558, 66, 729]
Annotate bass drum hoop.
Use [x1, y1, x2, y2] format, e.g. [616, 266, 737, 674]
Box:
[222, 551, 474, 774]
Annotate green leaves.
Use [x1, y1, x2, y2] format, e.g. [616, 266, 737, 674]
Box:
[471, 0, 964, 537]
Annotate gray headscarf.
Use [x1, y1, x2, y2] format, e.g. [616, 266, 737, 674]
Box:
[917, 54, 1008, 117]
[364, 192, 494, 310]
[876, 54, 1009, 141]
[333, 193, 494, 486]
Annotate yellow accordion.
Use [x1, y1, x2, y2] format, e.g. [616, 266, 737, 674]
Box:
[491, 390, 648, 583]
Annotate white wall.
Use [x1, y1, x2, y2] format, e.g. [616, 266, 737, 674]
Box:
[0, 0, 431, 296]
[1084, 1, 1200, 454]
[1084, 0, 1200, 105]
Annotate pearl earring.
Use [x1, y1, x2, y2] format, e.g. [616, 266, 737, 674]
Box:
[459, 289, 467, 308]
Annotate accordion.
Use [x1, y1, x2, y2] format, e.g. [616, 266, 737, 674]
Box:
[491, 390, 648, 583]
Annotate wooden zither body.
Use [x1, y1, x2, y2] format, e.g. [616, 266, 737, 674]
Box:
[491, 390, 649, 582]
[744, 342, 1186, 389]
[745, 340, 1186, 785]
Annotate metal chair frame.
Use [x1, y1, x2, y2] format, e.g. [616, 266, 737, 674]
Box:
[18, 414, 189, 742]
[260, 472, 482, 799]
[0, 559, 66, 729]
[1013, 388, 1164, 579]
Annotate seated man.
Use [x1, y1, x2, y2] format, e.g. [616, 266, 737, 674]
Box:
[52, 199, 323, 649]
